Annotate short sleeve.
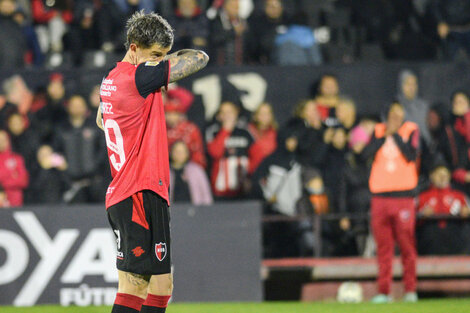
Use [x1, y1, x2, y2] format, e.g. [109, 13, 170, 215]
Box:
[135, 60, 170, 98]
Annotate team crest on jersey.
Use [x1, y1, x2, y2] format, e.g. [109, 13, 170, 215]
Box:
[145, 61, 160, 66]
[155, 242, 167, 261]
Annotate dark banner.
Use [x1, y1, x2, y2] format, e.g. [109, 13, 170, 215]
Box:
[0, 202, 262, 306]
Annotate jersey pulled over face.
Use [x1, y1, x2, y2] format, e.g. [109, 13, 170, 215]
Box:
[100, 59, 171, 209]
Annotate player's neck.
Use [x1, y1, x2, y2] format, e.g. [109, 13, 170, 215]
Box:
[122, 50, 137, 65]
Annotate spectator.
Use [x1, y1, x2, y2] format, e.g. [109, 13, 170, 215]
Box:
[31, 0, 73, 53]
[295, 167, 333, 256]
[363, 102, 420, 303]
[335, 97, 357, 130]
[0, 185, 10, 208]
[313, 74, 340, 124]
[338, 124, 373, 255]
[351, 0, 436, 60]
[2, 75, 33, 115]
[273, 11, 322, 66]
[0, 90, 15, 128]
[29, 144, 68, 203]
[0, 0, 27, 69]
[98, 0, 157, 53]
[248, 102, 278, 173]
[322, 126, 348, 211]
[169, 141, 213, 205]
[168, 0, 209, 52]
[286, 99, 328, 168]
[53, 95, 106, 203]
[252, 126, 302, 216]
[0, 130, 29, 207]
[397, 70, 431, 144]
[165, 87, 207, 169]
[451, 90, 470, 144]
[88, 84, 101, 111]
[426, 103, 468, 191]
[206, 101, 254, 198]
[210, 0, 248, 65]
[246, 0, 289, 64]
[32, 72, 67, 143]
[65, 0, 102, 66]
[433, 0, 470, 60]
[417, 163, 470, 255]
[6, 112, 40, 173]
[13, 6, 44, 66]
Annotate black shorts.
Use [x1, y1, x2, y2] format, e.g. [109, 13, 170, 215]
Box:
[107, 190, 171, 275]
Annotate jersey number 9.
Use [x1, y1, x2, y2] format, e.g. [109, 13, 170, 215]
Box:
[104, 119, 126, 171]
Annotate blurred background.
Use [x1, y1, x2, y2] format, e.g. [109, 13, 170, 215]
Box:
[1, 0, 470, 306]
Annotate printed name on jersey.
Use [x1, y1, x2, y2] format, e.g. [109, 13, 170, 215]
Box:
[145, 61, 160, 66]
[101, 102, 113, 114]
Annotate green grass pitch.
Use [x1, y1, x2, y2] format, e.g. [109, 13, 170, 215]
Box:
[2, 299, 470, 313]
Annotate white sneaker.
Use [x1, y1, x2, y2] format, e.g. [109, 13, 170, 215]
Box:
[403, 292, 418, 302]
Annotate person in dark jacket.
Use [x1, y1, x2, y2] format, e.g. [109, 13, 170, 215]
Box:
[252, 125, 302, 215]
[32, 73, 68, 143]
[0, 0, 27, 69]
[425, 103, 468, 191]
[246, 0, 289, 64]
[6, 112, 40, 174]
[29, 144, 68, 204]
[338, 124, 373, 255]
[210, 0, 248, 65]
[65, 0, 102, 66]
[286, 99, 329, 169]
[53, 95, 106, 203]
[252, 127, 303, 257]
[433, 0, 470, 60]
[168, 0, 209, 51]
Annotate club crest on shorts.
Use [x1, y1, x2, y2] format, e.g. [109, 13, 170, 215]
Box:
[155, 242, 167, 261]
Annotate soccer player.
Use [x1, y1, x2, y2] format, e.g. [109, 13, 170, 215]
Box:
[96, 11, 208, 313]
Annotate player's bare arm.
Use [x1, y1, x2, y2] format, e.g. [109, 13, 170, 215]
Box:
[165, 49, 209, 83]
[96, 106, 104, 131]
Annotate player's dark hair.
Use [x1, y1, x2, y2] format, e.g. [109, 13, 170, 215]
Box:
[125, 10, 174, 50]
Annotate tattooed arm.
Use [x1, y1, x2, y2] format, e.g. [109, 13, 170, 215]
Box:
[165, 49, 209, 83]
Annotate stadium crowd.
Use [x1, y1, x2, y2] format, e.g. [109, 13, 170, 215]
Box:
[1, 0, 470, 259]
[1, 0, 470, 68]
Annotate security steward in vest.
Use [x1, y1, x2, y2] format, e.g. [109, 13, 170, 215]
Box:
[362, 101, 420, 303]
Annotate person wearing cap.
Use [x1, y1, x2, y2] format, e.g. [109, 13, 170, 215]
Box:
[417, 162, 470, 255]
[165, 87, 206, 169]
[362, 101, 420, 303]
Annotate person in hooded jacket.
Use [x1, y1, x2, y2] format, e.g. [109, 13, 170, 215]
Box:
[397, 70, 430, 145]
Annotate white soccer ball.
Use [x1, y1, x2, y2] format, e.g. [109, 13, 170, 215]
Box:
[337, 282, 363, 303]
